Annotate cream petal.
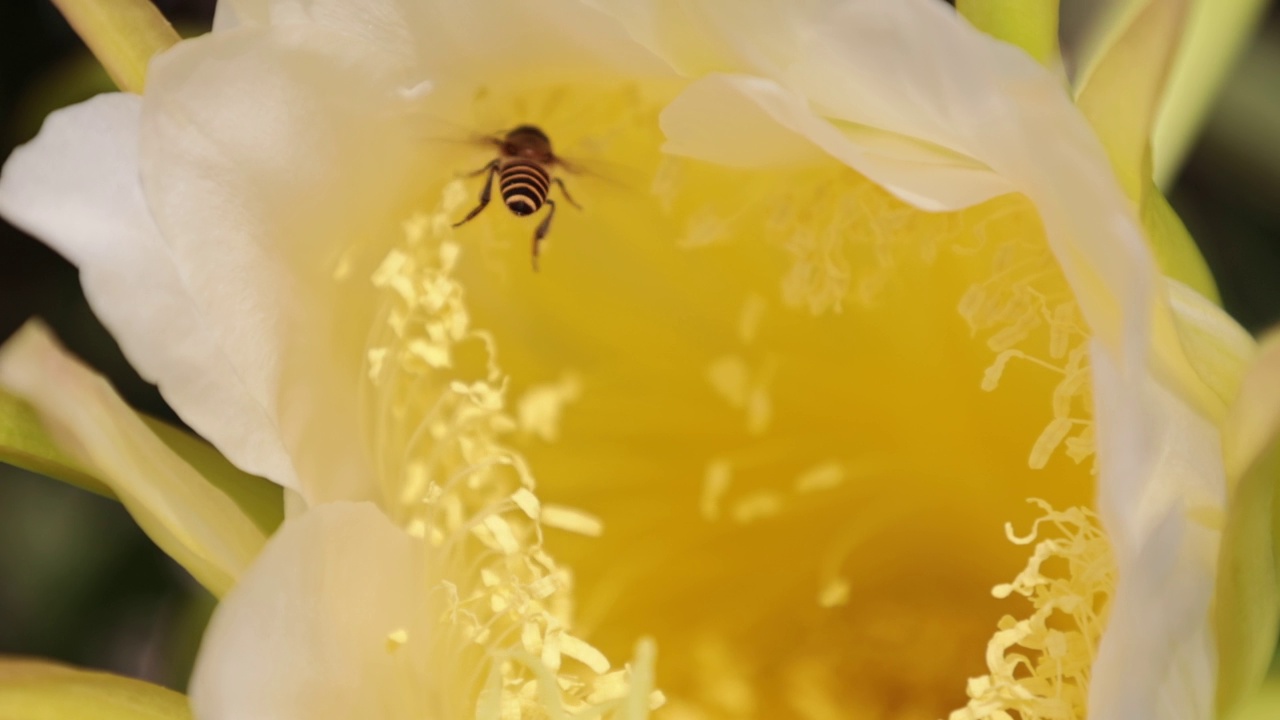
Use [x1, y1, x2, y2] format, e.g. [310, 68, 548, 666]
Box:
[1090, 338, 1226, 720]
[0, 92, 298, 490]
[0, 322, 266, 598]
[259, 0, 418, 65]
[660, 73, 1016, 211]
[139, 26, 426, 504]
[189, 502, 433, 720]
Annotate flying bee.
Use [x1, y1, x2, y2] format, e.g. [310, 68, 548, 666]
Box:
[452, 124, 582, 270]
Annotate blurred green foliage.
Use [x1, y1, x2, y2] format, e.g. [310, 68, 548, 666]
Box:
[0, 0, 1278, 698]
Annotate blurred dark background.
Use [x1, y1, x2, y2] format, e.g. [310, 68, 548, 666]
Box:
[0, 0, 219, 690]
[0, 0, 1278, 693]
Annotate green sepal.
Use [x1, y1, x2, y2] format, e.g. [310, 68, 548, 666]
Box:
[0, 657, 191, 720]
[1215, 432, 1280, 718]
[1231, 678, 1280, 720]
[956, 0, 1062, 67]
[141, 416, 283, 535]
[1217, 331, 1280, 717]
[0, 388, 110, 497]
[1142, 179, 1221, 306]
[0, 387, 283, 536]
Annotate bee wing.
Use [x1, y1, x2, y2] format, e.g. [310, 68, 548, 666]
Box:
[554, 155, 641, 194]
[403, 107, 506, 151]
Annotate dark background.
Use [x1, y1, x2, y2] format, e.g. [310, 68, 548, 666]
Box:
[0, 0, 1278, 691]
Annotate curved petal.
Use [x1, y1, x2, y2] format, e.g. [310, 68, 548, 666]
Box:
[1089, 338, 1226, 720]
[0, 322, 267, 598]
[0, 657, 191, 720]
[138, 26, 426, 504]
[189, 502, 432, 720]
[0, 92, 298, 491]
[660, 73, 1015, 211]
[1164, 279, 1254, 416]
[1075, 0, 1188, 199]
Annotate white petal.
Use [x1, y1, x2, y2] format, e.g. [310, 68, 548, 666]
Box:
[1090, 339, 1225, 720]
[229, 0, 670, 81]
[138, 27, 427, 503]
[0, 93, 298, 490]
[660, 73, 1016, 211]
[190, 502, 433, 720]
[0, 322, 266, 597]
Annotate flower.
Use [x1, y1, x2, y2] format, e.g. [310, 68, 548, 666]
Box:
[0, 1, 1277, 719]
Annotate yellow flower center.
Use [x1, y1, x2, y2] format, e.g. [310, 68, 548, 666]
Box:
[363, 79, 1119, 719]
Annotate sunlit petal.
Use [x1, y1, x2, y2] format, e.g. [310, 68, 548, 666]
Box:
[0, 92, 298, 490]
[138, 25, 424, 503]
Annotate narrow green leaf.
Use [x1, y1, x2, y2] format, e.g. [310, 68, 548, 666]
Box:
[1154, 0, 1270, 186]
[142, 416, 284, 536]
[0, 388, 283, 537]
[956, 0, 1062, 66]
[0, 387, 111, 497]
[0, 658, 191, 720]
[50, 0, 180, 93]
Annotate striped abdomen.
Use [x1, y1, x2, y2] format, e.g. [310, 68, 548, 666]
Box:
[499, 159, 551, 217]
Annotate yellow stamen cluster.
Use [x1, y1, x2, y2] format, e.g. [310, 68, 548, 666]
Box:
[951, 500, 1116, 720]
[958, 203, 1096, 469]
[364, 183, 662, 718]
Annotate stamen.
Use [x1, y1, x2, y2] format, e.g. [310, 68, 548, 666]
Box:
[950, 500, 1115, 720]
[958, 201, 1095, 469]
[361, 181, 653, 716]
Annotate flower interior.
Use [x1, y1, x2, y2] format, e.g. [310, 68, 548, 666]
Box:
[358, 77, 1118, 719]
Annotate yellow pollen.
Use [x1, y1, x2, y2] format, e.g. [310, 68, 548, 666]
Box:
[517, 373, 583, 442]
[385, 628, 410, 653]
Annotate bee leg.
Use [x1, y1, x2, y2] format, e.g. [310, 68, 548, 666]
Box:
[552, 177, 582, 210]
[453, 162, 498, 227]
[459, 158, 499, 178]
[531, 199, 557, 271]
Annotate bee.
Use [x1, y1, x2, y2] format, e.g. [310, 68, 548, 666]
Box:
[452, 124, 581, 270]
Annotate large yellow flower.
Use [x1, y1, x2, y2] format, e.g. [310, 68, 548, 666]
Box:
[0, 1, 1276, 719]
